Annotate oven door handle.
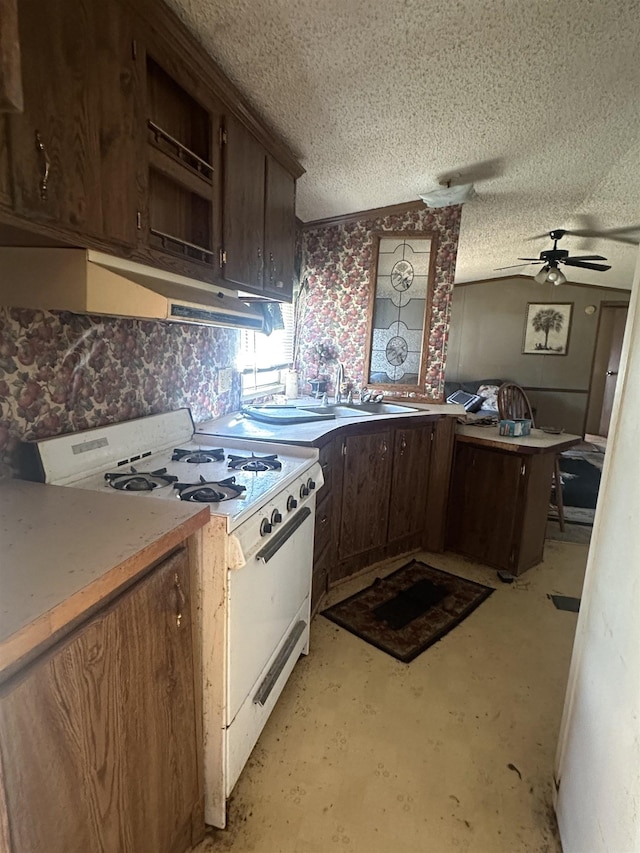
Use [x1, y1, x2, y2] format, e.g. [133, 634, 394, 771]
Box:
[255, 506, 312, 564]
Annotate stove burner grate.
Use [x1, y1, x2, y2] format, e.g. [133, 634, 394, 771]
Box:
[173, 475, 247, 503]
[172, 447, 225, 464]
[227, 452, 282, 472]
[105, 467, 178, 491]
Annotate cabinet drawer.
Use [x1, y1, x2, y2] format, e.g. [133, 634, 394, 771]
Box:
[314, 491, 333, 560]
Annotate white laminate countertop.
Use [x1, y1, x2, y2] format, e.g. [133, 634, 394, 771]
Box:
[455, 424, 582, 454]
[196, 401, 464, 445]
[0, 479, 209, 680]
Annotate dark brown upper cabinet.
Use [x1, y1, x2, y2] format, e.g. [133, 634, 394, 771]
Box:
[8, 0, 138, 247]
[264, 155, 295, 301]
[364, 231, 438, 396]
[142, 52, 220, 276]
[221, 118, 296, 301]
[0, 0, 302, 294]
[221, 114, 266, 292]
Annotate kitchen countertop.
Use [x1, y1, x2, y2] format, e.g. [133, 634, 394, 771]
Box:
[197, 400, 465, 445]
[0, 479, 209, 682]
[455, 424, 582, 454]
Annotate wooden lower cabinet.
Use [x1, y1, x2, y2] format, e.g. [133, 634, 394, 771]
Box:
[388, 423, 433, 542]
[312, 418, 452, 589]
[0, 547, 203, 853]
[338, 429, 392, 562]
[446, 439, 555, 575]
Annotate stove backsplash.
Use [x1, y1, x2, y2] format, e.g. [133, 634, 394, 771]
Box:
[0, 307, 240, 477]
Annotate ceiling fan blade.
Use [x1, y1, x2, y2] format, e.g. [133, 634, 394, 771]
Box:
[562, 259, 611, 271]
[565, 226, 640, 246]
[516, 257, 544, 262]
[565, 255, 607, 262]
[527, 225, 640, 246]
[494, 262, 540, 270]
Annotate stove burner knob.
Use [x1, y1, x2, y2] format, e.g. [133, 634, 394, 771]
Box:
[271, 509, 282, 525]
[300, 484, 309, 498]
[307, 478, 316, 491]
[287, 495, 298, 512]
[260, 519, 273, 537]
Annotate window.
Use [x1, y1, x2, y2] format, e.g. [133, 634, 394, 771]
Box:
[238, 303, 294, 398]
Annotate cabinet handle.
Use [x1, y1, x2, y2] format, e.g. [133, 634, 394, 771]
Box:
[174, 572, 186, 628]
[35, 131, 50, 201]
[400, 435, 407, 455]
[381, 440, 388, 460]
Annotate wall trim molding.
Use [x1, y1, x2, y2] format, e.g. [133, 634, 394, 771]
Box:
[454, 274, 631, 293]
[523, 386, 589, 394]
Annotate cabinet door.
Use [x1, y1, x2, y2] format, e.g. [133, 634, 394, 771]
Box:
[92, 0, 139, 247]
[222, 114, 266, 291]
[8, 0, 102, 235]
[338, 431, 392, 561]
[388, 424, 433, 542]
[446, 442, 522, 570]
[263, 155, 295, 300]
[0, 549, 201, 853]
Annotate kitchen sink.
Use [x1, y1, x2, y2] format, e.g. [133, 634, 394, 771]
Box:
[299, 404, 369, 418]
[345, 402, 420, 414]
[241, 400, 421, 425]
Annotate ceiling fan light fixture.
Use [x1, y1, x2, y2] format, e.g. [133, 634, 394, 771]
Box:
[546, 267, 567, 285]
[419, 182, 477, 208]
[534, 266, 550, 284]
[534, 264, 567, 285]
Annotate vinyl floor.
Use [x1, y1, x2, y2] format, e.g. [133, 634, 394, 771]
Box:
[192, 543, 586, 853]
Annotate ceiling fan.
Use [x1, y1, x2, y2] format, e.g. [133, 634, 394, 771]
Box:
[496, 229, 611, 284]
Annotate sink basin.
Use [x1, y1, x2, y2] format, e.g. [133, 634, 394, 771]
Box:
[241, 405, 336, 425]
[347, 402, 420, 414]
[299, 405, 369, 418]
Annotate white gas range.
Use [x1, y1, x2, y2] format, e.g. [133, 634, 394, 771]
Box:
[21, 408, 322, 829]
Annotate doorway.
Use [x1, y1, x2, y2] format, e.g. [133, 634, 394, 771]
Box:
[584, 302, 629, 437]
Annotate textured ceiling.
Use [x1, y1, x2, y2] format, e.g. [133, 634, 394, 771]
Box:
[168, 0, 640, 288]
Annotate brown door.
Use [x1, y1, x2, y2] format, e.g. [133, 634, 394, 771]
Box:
[586, 303, 628, 437]
[0, 549, 200, 853]
[338, 431, 392, 560]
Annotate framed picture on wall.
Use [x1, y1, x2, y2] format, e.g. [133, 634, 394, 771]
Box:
[522, 302, 573, 355]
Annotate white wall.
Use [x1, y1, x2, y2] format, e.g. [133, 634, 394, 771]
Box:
[555, 248, 640, 851]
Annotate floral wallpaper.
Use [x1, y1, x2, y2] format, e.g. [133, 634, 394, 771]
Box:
[0, 307, 239, 477]
[297, 205, 461, 399]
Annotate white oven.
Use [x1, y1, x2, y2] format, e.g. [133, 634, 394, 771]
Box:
[20, 408, 322, 829]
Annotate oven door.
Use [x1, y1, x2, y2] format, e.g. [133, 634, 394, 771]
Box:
[227, 504, 314, 725]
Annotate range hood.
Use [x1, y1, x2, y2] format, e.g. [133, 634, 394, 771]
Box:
[0, 248, 265, 331]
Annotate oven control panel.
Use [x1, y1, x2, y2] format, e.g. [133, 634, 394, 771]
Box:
[233, 462, 324, 560]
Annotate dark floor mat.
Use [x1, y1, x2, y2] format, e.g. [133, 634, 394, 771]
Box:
[322, 561, 494, 663]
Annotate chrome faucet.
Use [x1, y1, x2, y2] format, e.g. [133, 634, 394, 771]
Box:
[335, 362, 345, 403]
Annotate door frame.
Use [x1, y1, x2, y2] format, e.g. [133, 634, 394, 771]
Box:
[583, 301, 629, 436]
